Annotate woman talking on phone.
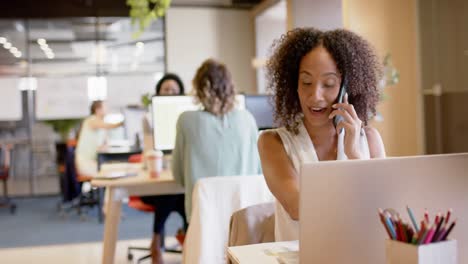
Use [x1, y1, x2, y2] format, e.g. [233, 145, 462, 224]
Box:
[258, 28, 386, 241]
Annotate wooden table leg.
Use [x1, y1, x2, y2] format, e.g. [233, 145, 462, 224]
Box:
[102, 187, 122, 264]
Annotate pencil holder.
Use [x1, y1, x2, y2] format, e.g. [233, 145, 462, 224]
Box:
[385, 240, 457, 264]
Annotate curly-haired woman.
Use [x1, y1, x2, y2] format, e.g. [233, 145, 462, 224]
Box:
[172, 58, 261, 221]
[258, 28, 386, 241]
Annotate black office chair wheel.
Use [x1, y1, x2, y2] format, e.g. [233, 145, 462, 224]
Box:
[10, 204, 16, 214]
[127, 252, 133, 261]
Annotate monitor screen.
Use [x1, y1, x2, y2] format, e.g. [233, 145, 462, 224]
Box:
[152, 95, 245, 151]
[244, 95, 275, 130]
[122, 106, 146, 148]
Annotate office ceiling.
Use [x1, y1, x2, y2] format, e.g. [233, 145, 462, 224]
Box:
[0, 18, 165, 76]
[0, 0, 262, 18]
[0, 0, 262, 76]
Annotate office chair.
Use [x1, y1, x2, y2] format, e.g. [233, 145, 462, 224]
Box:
[126, 154, 184, 263]
[57, 139, 101, 221]
[0, 145, 16, 214]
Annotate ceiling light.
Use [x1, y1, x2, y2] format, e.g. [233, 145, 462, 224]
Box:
[37, 38, 46, 45]
[40, 44, 50, 51]
[136, 42, 144, 48]
[0, 37, 6, 44]
[14, 52, 22, 58]
[3, 42, 12, 49]
[46, 53, 55, 59]
[9, 47, 18, 53]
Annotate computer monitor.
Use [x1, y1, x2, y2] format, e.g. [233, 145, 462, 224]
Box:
[299, 153, 468, 263]
[122, 106, 146, 148]
[244, 95, 275, 130]
[151, 95, 246, 151]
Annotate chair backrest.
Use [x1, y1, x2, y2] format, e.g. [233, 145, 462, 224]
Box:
[228, 202, 275, 247]
[0, 146, 12, 178]
[183, 175, 274, 264]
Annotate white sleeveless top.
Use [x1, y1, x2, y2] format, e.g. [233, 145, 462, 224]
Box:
[274, 120, 370, 241]
[75, 116, 106, 162]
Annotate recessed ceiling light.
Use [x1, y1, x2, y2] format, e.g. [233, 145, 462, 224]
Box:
[37, 38, 46, 45]
[136, 42, 144, 48]
[0, 37, 6, 44]
[9, 47, 18, 53]
[46, 53, 55, 59]
[14, 52, 22, 58]
[40, 44, 50, 51]
[3, 42, 12, 49]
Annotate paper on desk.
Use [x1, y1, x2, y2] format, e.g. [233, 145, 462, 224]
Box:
[276, 251, 299, 264]
[228, 241, 299, 264]
[264, 245, 299, 264]
[99, 162, 141, 179]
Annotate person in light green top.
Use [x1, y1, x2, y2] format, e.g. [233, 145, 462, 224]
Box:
[172, 58, 262, 222]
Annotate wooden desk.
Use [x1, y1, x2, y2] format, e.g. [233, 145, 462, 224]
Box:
[91, 163, 184, 264]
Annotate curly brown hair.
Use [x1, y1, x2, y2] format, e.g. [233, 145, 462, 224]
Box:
[193, 59, 236, 116]
[267, 27, 382, 133]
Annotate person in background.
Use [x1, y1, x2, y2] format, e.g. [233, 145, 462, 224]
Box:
[155, 73, 185, 96]
[142, 73, 185, 151]
[140, 73, 187, 264]
[75, 100, 123, 177]
[258, 28, 386, 242]
[172, 58, 261, 223]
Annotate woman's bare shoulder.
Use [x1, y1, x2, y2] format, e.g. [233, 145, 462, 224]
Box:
[364, 126, 386, 158]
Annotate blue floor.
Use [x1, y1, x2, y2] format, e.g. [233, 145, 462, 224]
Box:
[0, 196, 183, 249]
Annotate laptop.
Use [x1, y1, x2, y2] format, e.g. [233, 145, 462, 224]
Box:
[299, 153, 468, 263]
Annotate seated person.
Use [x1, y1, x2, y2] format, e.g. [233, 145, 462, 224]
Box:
[75, 100, 123, 177]
[142, 73, 185, 150]
[140, 73, 187, 264]
[258, 28, 386, 242]
[172, 59, 261, 224]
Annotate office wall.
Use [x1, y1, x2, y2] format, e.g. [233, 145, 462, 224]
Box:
[254, 1, 287, 93]
[289, 0, 342, 30]
[166, 7, 256, 93]
[343, 0, 423, 156]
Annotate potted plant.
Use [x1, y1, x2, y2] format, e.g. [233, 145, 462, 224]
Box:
[43, 119, 82, 173]
[44, 119, 82, 143]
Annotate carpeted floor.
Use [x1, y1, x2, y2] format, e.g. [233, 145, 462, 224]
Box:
[0, 196, 183, 249]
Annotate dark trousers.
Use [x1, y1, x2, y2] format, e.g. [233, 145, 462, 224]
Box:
[140, 194, 187, 234]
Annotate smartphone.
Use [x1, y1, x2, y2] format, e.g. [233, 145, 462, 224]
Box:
[333, 77, 347, 128]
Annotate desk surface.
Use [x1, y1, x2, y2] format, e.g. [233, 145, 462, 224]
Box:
[92, 162, 184, 264]
[228, 241, 299, 264]
[92, 163, 174, 187]
[91, 163, 184, 196]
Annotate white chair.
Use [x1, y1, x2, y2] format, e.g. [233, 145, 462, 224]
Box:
[183, 175, 274, 264]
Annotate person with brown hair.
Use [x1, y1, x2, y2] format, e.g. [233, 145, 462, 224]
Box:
[172, 58, 261, 222]
[258, 28, 386, 241]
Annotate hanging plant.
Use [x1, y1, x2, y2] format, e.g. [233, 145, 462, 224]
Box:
[127, 0, 172, 38]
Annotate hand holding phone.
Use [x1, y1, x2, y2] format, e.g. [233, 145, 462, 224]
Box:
[333, 78, 347, 128]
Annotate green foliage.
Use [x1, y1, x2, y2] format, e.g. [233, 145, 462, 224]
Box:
[382, 53, 400, 88]
[44, 119, 82, 142]
[141, 92, 152, 107]
[127, 0, 172, 38]
[373, 53, 400, 122]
